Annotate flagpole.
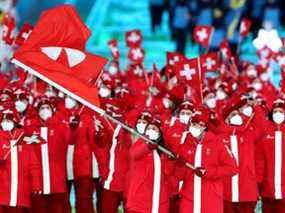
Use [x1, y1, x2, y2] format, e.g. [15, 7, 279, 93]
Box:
[197, 56, 203, 104]
[11, 58, 196, 171]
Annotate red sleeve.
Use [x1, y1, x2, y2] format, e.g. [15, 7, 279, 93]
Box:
[204, 143, 238, 180]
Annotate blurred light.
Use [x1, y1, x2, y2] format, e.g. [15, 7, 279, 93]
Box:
[253, 28, 282, 52]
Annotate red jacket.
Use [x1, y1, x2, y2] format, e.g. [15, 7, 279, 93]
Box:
[255, 120, 285, 199]
[25, 115, 71, 194]
[219, 123, 259, 202]
[176, 131, 237, 213]
[0, 129, 41, 208]
[126, 139, 170, 213]
[59, 108, 97, 180]
[100, 124, 132, 192]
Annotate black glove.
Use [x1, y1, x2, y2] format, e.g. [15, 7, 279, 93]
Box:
[69, 115, 80, 129]
[194, 167, 207, 177]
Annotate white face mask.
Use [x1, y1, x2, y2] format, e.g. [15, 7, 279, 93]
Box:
[189, 125, 203, 138]
[273, 112, 285, 125]
[230, 114, 243, 126]
[260, 73, 270, 82]
[252, 82, 262, 91]
[15, 100, 28, 113]
[242, 106, 253, 117]
[109, 65, 118, 75]
[136, 122, 147, 134]
[179, 114, 191, 124]
[145, 129, 160, 141]
[99, 87, 111, 98]
[163, 98, 172, 109]
[39, 108, 53, 121]
[216, 90, 227, 100]
[247, 69, 257, 77]
[1, 120, 14, 131]
[205, 98, 216, 109]
[65, 97, 77, 109]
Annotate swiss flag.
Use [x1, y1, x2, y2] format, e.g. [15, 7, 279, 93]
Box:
[200, 52, 220, 72]
[165, 51, 186, 77]
[239, 18, 252, 37]
[220, 39, 232, 60]
[2, 13, 15, 45]
[125, 30, 142, 47]
[193, 25, 214, 47]
[12, 5, 108, 114]
[14, 23, 33, 46]
[167, 52, 185, 66]
[127, 47, 145, 64]
[173, 57, 203, 104]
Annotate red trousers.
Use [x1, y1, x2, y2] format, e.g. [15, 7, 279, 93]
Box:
[30, 193, 70, 213]
[262, 198, 285, 213]
[224, 201, 257, 213]
[0, 206, 28, 213]
[98, 189, 125, 213]
[68, 177, 95, 213]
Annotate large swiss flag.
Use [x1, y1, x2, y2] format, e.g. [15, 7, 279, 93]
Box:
[173, 57, 203, 104]
[12, 5, 108, 114]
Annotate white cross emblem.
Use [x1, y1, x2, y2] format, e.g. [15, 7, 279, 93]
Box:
[169, 56, 179, 65]
[197, 28, 208, 41]
[132, 48, 143, 60]
[180, 64, 196, 80]
[128, 32, 140, 43]
[204, 57, 216, 70]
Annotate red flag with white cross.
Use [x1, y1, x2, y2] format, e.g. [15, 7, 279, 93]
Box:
[200, 52, 220, 72]
[174, 57, 203, 104]
[239, 18, 252, 37]
[127, 47, 145, 64]
[193, 25, 214, 47]
[165, 52, 186, 77]
[125, 29, 142, 47]
[12, 5, 108, 114]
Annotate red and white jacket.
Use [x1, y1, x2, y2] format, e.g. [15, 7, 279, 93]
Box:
[0, 129, 41, 207]
[176, 131, 238, 213]
[25, 115, 71, 194]
[219, 123, 259, 202]
[255, 120, 285, 199]
[126, 139, 170, 213]
[99, 123, 132, 192]
[58, 108, 99, 180]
